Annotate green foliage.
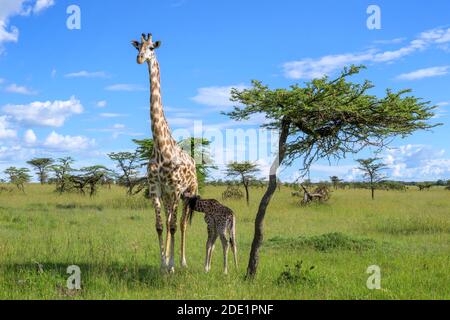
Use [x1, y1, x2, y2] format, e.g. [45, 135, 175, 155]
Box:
[49, 157, 75, 194]
[3, 167, 32, 193]
[268, 232, 377, 252]
[178, 137, 215, 191]
[225, 161, 260, 205]
[227, 65, 439, 170]
[108, 152, 141, 195]
[26, 158, 54, 184]
[276, 261, 316, 286]
[132, 137, 215, 192]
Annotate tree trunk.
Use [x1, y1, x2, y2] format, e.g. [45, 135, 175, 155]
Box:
[243, 178, 250, 206]
[246, 119, 290, 279]
[370, 177, 374, 200]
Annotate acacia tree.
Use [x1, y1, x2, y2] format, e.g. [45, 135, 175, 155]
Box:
[356, 158, 386, 200]
[4, 167, 31, 193]
[108, 152, 141, 195]
[133, 137, 215, 192]
[330, 176, 342, 190]
[50, 157, 74, 194]
[27, 158, 54, 184]
[225, 161, 260, 205]
[73, 165, 112, 197]
[226, 65, 439, 279]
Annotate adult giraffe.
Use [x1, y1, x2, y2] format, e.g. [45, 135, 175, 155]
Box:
[132, 33, 198, 272]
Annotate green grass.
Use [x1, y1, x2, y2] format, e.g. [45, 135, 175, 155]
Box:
[0, 184, 449, 299]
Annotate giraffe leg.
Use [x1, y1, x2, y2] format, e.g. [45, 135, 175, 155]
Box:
[168, 197, 179, 273]
[180, 199, 190, 268]
[152, 196, 166, 270]
[219, 231, 229, 275]
[163, 200, 172, 270]
[206, 231, 218, 272]
[229, 217, 238, 269]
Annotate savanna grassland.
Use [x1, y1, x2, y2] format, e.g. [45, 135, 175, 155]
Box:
[0, 184, 448, 300]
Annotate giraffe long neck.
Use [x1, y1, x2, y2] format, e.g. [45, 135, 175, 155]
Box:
[148, 58, 176, 151]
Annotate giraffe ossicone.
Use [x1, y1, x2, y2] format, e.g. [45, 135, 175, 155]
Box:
[131, 33, 198, 273]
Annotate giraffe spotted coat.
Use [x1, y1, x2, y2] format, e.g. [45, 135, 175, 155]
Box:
[188, 196, 237, 274]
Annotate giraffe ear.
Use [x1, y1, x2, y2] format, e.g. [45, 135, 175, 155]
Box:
[131, 40, 140, 49]
[153, 41, 161, 49]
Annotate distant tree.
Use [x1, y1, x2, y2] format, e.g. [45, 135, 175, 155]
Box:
[133, 137, 215, 192]
[417, 182, 433, 191]
[357, 158, 387, 200]
[108, 152, 141, 195]
[226, 65, 438, 278]
[4, 167, 31, 193]
[179, 137, 215, 191]
[50, 157, 75, 194]
[27, 158, 54, 184]
[225, 161, 260, 205]
[132, 138, 154, 164]
[330, 176, 342, 190]
[73, 165, 112, 197]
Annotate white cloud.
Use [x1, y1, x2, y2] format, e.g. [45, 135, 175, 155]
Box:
[396, 66, 449, 81]
[43, 131, 96, 151]
[112, 123, 125, 129]
[0, 116, 16, 139]
[0, 0, 54, 50]
[105, 84, 146, 91]
[33, 0, 55, 14]
[23, 128, 36, 144]
[436, 101, 449, 107]
[0, 78, 5, 84]
[373, 37, 406, 45]
[283, 26, 450, 79]
[191, 84, 248, 108]
[51, 68, 56, 78]
[5, 83, 37, 95]
[65, 71, 109, 78]
[382, 144, 450, 180]
[96, 100, 107, 108]
[99, 112, 126, 118]
[2, 96, 83, 127]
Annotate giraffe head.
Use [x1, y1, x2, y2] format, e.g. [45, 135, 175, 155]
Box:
[131, 33, 161, 64]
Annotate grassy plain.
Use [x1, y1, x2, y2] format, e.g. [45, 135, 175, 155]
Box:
[0, 184, 448, 299]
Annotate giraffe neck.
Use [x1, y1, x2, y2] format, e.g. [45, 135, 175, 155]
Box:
[148, 58, 176, 152]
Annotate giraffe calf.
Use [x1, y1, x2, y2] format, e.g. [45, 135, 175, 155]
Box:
[187, 196, 237, 274]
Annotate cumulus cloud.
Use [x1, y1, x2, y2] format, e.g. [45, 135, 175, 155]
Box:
[65, 71, 109, 79]
[5, 83, 37, 95]
[105, 84, 146, 91]
[395, 66, 449, 81]
[32, 0, 55, 14]
[191, 84, 248, 108]
[383, 144, 450, 180]
[0, 0, 54, 51]
[283, 26, 450, 79]
[2, 96, 83, 127]
[0, 115, 16, 139]
[23, 128, 36, 144]
[43, 131, 95, 151]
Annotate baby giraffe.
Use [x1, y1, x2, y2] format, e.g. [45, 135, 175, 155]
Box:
[188, 196, 237, 274]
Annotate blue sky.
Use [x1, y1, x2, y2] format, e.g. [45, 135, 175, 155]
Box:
[0, 0, 449, 182]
